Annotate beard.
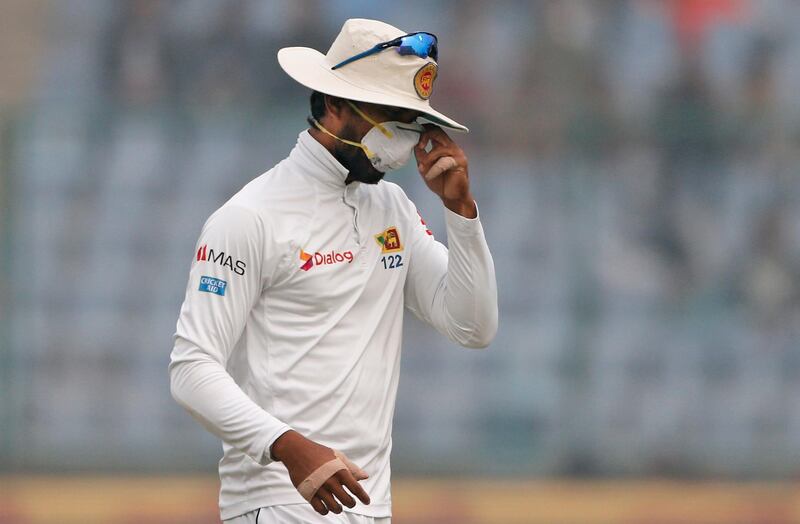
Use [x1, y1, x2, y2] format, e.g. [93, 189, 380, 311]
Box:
[333, 122, 386, 185]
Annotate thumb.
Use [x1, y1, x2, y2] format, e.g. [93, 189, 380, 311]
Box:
[334, 450, 369, 480]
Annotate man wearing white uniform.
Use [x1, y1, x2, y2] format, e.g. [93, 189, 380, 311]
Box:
[170, 19, 498, 523]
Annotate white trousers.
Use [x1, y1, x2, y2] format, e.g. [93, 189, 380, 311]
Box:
[224, 505, 391, 524]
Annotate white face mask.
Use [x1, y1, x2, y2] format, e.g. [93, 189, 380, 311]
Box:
[360, 120, 424, 172]
[311, 101, 424, 173]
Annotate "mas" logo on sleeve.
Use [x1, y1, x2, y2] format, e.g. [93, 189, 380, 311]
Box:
[196, 244, 246, 275]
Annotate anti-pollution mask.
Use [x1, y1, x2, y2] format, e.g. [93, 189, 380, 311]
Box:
[360, 120, 424, 172]
[310, 101, 424, 173]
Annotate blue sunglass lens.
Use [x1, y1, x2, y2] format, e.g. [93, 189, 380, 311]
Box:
[398, 33, 438, 60]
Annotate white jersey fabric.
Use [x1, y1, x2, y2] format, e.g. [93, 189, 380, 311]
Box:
[170, 130, 498, 520]
[225, 505, 391, 524]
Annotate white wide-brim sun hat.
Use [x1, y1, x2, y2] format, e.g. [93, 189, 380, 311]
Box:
[278, 18, 468, 132]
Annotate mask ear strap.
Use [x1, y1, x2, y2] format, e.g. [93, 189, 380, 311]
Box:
[346, 101, 393, 139]
[310, 117, 376, 159]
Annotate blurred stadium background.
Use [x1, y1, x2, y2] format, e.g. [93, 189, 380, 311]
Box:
[2, 0, 800, 522]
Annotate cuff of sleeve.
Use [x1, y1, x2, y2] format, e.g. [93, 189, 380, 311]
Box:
[444, 202, 482, 237]
[262, 424, 293, 465]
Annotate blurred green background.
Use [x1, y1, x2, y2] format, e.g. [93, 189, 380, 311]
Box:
[1, 0, 800, 522]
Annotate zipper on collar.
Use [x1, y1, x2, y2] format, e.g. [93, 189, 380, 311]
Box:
[343, 184, 361, 246]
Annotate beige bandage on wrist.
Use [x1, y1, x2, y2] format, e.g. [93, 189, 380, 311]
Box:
[424, 155, 458, 181]
[297, 450, 368, 502]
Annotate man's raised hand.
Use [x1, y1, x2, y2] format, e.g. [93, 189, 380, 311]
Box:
[414, 125, 476, 218]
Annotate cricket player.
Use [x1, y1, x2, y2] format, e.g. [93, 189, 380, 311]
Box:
[170, 19, 498, 523]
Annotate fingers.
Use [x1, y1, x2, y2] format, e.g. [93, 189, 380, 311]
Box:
[414, 128, 463, 177]
[425, 156, 458, 181]
[296, 458, 346, 502]
[413, 141, 429, 167]
[325, 477, 356, 508]
[418, 124, 452, 147]
[331, 451, 371, 505]
[317, 487, 343, 514]
[413, 142, 441, 171]
[337, 469, 371, 506]
[312, 471, 368, 517]
[310, 496, 328, 516]
[333, 450, 369, 480]
[310, 474, 363, 516]
[298, 449, 370, 516]
[415, 124, 453, 154]
[415, 144, 463, 178]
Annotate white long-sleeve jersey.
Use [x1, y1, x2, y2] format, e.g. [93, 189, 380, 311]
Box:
[169, 130, 498, 520]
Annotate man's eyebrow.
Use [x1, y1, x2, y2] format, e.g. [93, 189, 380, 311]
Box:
[374, 106, 420, 122]
[389, 108, 420, 119]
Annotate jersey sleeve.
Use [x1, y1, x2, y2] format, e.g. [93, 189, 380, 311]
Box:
[170, 205, 291, 466]
[403, 201, 499, 349]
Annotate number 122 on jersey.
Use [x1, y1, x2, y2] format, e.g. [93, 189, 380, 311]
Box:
[381, 255, 403, 270]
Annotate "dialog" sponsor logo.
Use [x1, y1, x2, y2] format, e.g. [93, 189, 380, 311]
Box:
[299, 248, 354, 271]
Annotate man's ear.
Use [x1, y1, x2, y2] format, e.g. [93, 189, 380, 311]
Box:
[324, 95, 347, 120]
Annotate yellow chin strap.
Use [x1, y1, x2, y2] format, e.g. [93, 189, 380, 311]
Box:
[309, 100, 395, 159]
[310, 117, 377, 159]
[345, 101, 393, 138]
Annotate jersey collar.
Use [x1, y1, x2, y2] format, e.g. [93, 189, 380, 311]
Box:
[293, 130, 350, 188]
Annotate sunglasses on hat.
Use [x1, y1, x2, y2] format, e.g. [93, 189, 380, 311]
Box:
[331, 32, 438, 70]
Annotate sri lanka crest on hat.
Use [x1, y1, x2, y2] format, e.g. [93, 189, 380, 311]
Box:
[413, 62, 438, 100]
